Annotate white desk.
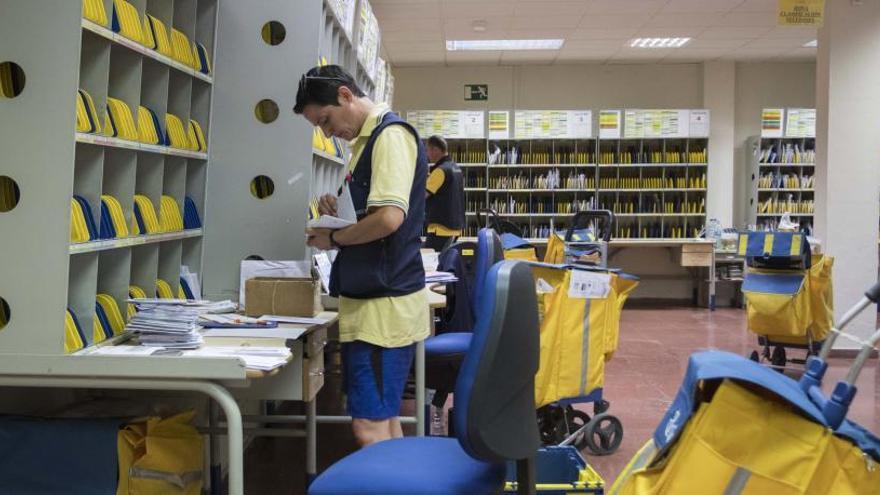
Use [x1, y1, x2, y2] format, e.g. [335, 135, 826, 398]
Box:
[0, 313, 336, 495]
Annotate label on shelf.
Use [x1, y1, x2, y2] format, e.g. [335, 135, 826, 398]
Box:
[488, 111, 510, 139]
[761, 108, 785, 137]
[513, 110, 593, 139]
[784, 108, 816, 138]
[689, 110, 711, 138]
[624, 109, 693, 139]
[405, 110, 485, 139]
[599, 110, 621, 139]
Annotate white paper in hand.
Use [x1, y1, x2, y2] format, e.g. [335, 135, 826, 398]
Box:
[307, 183, 357, 230]
[568, 270, 611, 299]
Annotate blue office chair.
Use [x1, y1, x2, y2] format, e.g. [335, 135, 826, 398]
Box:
[425, 228, 503, 413]
[309, 260, 541, 495]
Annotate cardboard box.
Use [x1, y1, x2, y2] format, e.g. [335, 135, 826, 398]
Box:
[244, 277, 322, 317]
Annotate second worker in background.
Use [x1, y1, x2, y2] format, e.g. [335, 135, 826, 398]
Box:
[424, 135, 465, 252]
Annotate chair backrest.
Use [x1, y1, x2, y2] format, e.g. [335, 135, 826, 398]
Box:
[474, 228, 504, 314]
[454, 260, 541, 463]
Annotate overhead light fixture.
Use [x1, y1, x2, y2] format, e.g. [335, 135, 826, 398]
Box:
[445, 39, 565, 51]
[803, 39, 817, 47]
[629, 37, 691, 48]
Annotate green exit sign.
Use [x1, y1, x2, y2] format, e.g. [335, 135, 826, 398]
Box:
[464, 84, 488, 101]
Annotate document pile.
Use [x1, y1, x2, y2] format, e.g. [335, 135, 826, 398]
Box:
[182, 346, 291, 372]
[126, 299, 237, 348]
[425, 271, 458, 284]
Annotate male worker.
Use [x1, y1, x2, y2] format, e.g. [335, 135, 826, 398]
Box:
[295, 65, 429, 446]
[424, 135, 465, 251]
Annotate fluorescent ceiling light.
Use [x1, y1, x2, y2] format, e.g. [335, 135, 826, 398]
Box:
[803, 39, 817, 47]
[446, 39, 565, 51]
[629, 37, 691, 48]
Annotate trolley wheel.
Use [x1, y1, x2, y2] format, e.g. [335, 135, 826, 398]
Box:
[584, 413, 623, 456]
[771, 346, 787, 370]
[536, 406, 565, 445]
[565, 408, 592, 452]
[593, 399, 610, 415]
[748, 350, 760, 363]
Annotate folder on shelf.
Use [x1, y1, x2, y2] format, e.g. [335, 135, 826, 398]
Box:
[100, 194, 129, 238]
[93, 303, 113, 343]
[132, 195, 160, 234]
[159, 195, 183, 232]
[96, 294, 125, 335]
[70, 198, 92, 243]
[73, 196, 99, 241]
[111, 0, 144, 44]
[183, 196, 201, 229]
[179, 277, 195, 300]
[128, 285, 146, 319]
[155, 278, 175, 299]
[83, 0, 108, 26]
[165, 113, 190, 149]
[193, 42, 212, 75]
[104, 97, 139, 141]
[143, 14, 174, 58]
[187, 119, 207, 152]
[64, 308, 86, 354]
[170, 28, 196, 68]
[76, 89, 102, 134]
[137, 105, 166, 145]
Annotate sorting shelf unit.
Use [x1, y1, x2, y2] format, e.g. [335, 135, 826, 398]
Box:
[746, 108, 817, 232]
[0, 1, 215, 356]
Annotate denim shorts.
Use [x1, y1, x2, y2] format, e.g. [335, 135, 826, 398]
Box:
[341, 341, 415, 420]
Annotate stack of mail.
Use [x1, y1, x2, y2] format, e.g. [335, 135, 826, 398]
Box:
[126, 301, 203, 349]
[425, 271, 458, 284]
[182, 346, 291, 371]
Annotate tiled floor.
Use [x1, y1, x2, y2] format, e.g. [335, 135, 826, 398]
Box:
[242, 306, 879, 494]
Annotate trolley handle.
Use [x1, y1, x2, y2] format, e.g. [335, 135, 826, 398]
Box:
[865, 280, 880, 303]
[565, 210, 613, 243]
[476, 208, 499, 229]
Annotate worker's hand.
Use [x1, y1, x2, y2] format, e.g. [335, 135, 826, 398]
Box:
[318, 194, 338, 216]
[306, 227, 335, 251]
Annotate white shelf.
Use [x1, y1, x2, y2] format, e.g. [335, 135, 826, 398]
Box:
[487, 188, 593, 193]
[757, 188, 814, 192]
[598, 163, 707, 168]
[313, 149, 346, 165]
[757, 213, 814, 217]
[489, 164, 595, 168]
[598, 188, 707, 193]
[82, 19, 212, 84]
[76, 133, 208, 160]
[459, 163, 488, 168]
[70, 229, 203, 254]
[615, 213, 705, 217]
[464, 188, 485, 192]
[323, 0, 355, 47]
[758, 166, 816, 167]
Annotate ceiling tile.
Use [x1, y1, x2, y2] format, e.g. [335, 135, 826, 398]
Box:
[579, 14, 653, 28]
[646, 13, 724, 28]
[385, 40, 446, 53]
[442, 17, 513, 37]
[715, 11, 777, 27]
[586, 0, 667, 15]
[372, 1, 441, 19]
[698, 26, 772, 38]
[568, 27, 639, 40]
[606, 58, 661, 65]
[688, 38, 750, 49]
[500, 50, 558, 65]
[445, 50, 503, 65]
[634, 27, 706, 38]
[389, 51, 446, 65]
[661, 0, 743, 13]
[379, 17, 441, 31]
[662, 48, 728, 59]
[515, 1, 590, 17]
[763, 26, 818, 38]
[441, 2, 514, 19]
[382, 28, 443, 41]
[742, 37, 810, 49]
[556, 47, 617, 61]
[510, 15, 583, 30]
[563, 39, 629, 51]
[504, 29, 579, 40]
[613, 47, 673, 59]
[734, 0, 778, 12]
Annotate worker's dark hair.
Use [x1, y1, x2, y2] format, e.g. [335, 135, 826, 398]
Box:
[426, 135, 448, 153]
[293, 65, 365, 114]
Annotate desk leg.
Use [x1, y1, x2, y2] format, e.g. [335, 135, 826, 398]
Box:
[306, 398, 317, 483]
[416, 339, 425, 437]
[209, 400, 220, 495]
[709, 253, 717, 311]
[0, 377, 244, 495]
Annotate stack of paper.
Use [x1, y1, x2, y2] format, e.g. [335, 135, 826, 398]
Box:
[130, 298, 237, 314]
[182, 346, 292, 371]
[126, 304, 203, 349]
[425, 271, 458, 284]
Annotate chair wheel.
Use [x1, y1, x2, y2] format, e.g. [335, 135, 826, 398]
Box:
[593, 399, 610, 415]
[771, 346, 786, 370]
[748, 350, 760, 362]
[584, 413, 623, 456]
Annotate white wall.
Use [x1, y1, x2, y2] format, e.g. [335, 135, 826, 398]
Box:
[394, 62, 816, 299]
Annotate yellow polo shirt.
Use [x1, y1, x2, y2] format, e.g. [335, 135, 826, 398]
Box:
[338, 104, 429, 348]
[426, 166, 463, 237]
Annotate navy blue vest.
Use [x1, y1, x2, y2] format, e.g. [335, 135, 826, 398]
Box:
[329, 111, 427, 299]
